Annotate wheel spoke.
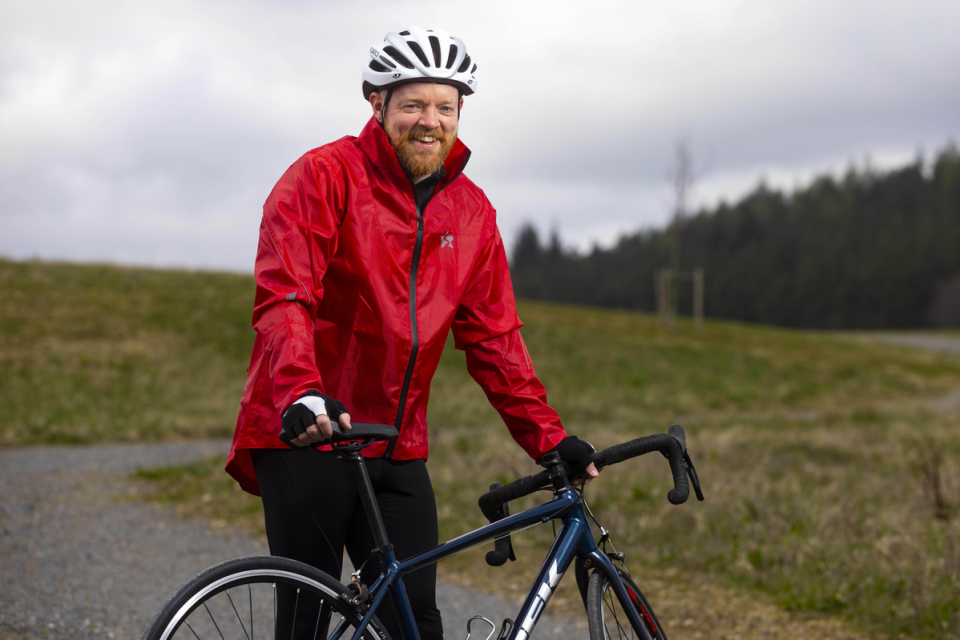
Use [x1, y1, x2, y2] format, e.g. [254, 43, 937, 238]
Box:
[225, 589, 251, 640]
[202, 601, 227, 640]
[289, 588, 300, 640]
[589, 571, 665, 640]
[144, 559, 386, 640]
[312, 598, 324, 640]
[603, 586, 629, 639]
[185, 621, 202, 640]
[328, 617, 351, 640]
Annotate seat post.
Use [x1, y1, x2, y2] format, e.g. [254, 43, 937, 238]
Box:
[338, 445, 392, 553]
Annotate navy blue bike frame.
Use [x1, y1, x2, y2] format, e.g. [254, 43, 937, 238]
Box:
[341, 487, 651, 640]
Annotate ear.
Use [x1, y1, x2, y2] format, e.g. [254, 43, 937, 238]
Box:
[369, 92, 384, 123]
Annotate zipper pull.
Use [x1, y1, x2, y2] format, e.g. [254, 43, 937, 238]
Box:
[418, 216, 424, 231]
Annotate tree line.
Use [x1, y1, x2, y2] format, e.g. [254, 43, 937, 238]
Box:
[510, 144, 960, 329]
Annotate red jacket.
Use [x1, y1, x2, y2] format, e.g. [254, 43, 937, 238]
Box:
[226, 117, 567, 496]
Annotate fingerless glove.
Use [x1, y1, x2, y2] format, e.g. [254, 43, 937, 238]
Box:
[279, 391, 348, 449]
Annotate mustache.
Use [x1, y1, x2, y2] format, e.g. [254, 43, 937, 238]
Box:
[399, 126, 449, 146]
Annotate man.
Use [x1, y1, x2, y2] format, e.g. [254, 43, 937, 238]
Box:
[225, 26, 597, 640]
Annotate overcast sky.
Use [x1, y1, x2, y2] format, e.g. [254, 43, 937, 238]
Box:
[2, 0, 958, 272]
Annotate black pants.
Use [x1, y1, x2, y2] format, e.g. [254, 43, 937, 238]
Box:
[252, 449, 443, 640]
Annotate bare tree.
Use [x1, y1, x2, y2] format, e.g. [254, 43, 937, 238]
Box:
[670, 139, 695, 265]
[659, 138, 704, 328]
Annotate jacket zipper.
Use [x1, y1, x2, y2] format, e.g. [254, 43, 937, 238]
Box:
[393, 201, 425, 443]
[390, 152, 471, 457]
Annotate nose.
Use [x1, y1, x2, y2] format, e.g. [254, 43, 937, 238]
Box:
[419, 106, 440, 130]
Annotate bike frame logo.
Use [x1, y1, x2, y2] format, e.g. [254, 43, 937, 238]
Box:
[517, 560, 564, 639]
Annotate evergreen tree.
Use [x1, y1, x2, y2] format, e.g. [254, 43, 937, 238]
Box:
[510, 145, 960, 328]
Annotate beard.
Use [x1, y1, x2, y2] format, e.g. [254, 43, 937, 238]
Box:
[387, 123, 457, 179]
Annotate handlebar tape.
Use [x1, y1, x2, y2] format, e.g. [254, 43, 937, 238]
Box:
[478, 471, 549, 522]
[486, 535, 512, 567]
[482, 482, 518, 567]
[477, 432, 690, 518]
[596, 433, 689, 504]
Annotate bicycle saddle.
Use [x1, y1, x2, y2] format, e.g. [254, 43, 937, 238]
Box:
[328, 421, 399, 444]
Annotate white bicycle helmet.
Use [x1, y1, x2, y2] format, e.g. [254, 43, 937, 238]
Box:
[362, 26, 477, 101]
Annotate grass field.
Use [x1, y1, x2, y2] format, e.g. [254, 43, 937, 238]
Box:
[3, 258, 959, 639]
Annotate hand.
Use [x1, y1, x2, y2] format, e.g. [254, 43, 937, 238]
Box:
[575, 462, 600, 487]
[291, 411, 353, 448]
[548, 436, 601, 486]
[280, 392, 352, 449]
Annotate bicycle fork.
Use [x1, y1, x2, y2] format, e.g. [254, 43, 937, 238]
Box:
[509, 505, 651, 640]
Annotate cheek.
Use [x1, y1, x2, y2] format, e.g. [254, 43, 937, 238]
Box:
[388, 122, 412, 143]
[441, 121, 458, 138]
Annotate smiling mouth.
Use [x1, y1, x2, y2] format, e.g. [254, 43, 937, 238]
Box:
[413, 136, 439, 147]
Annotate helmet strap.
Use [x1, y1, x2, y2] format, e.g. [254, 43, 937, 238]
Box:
[379, 88, 393, 127]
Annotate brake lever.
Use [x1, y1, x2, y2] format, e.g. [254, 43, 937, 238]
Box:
[682, 450, 705, 501]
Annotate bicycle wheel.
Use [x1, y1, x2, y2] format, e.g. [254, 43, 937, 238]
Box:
[142, 556, 392, 640]
[586, 568, 667, 640]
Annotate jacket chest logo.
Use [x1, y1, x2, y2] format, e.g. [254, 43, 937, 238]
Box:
[440, 231, 454, 249]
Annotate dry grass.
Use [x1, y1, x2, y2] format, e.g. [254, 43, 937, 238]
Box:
[133, 409, 960, 640]
[4, 259, 960, 639]
[0, 259, 254, 445]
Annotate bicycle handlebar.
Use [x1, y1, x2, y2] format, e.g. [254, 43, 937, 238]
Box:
[478, 426, 698, 524]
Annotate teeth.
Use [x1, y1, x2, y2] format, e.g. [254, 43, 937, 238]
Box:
[419, 137, 435, 142]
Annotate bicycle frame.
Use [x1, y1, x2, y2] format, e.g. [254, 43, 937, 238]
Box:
[343, 487, 651, 640]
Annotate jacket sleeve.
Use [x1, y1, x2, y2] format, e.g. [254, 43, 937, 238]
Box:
[452, 224, 567, 461]
[252, 153, 345, 414]
[461, 329, 568, 461]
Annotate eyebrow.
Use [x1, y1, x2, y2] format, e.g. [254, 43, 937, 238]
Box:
[399, 96, 457, 107]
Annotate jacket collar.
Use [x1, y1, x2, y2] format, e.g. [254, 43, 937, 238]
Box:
[355, 116, 471, 192]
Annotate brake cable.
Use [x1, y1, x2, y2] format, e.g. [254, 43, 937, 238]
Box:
[580, 486, 624, 564]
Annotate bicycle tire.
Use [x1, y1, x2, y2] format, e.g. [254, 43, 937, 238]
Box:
[142, 556, 392, 640]
[586, 568, 667, 640]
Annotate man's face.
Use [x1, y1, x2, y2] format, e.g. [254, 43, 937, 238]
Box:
[370, 82, 463, 180]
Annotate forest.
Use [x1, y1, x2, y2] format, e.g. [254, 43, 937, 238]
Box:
[510, 145, 960, 328]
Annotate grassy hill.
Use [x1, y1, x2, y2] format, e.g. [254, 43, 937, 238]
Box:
[3, 257, 958, 445]
[2, 258, 959, 638]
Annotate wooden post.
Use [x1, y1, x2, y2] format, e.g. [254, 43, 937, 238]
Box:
[655, 270, 663, 322]
[693, 268, 704, 329]
[658, 269, 671, 326]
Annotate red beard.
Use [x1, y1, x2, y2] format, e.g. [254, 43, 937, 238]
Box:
[388, 124, 457, 179]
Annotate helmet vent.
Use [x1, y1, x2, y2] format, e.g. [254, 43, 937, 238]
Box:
[383, 46, 414, 69]
[407, 41, 431, 67]
[363, 28, 477, 99]
[429, 36, 442, 67]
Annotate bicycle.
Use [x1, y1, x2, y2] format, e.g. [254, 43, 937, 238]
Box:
[142, 422, 704, 640]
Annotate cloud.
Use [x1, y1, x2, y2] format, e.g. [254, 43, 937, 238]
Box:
[1, 0, 958, 269]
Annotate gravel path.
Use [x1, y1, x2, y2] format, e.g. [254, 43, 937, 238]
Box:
[846, 333, 960, 413]
[849, 332, 960, 356]
[0, 442, 586, 640]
